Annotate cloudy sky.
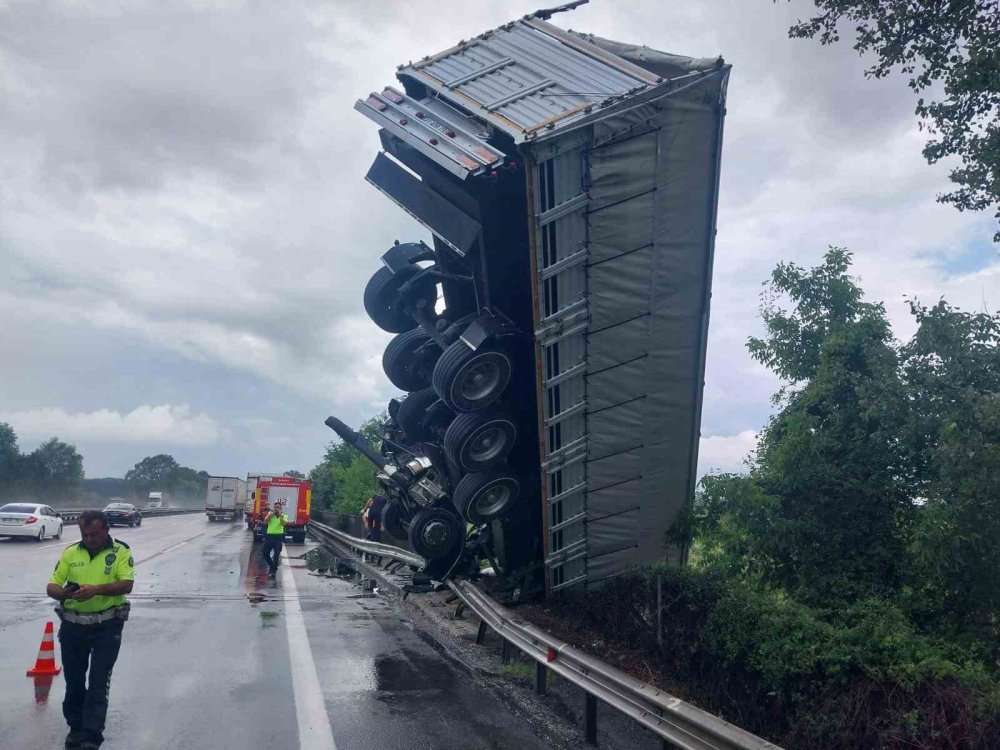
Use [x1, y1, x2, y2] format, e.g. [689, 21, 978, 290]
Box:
[0, 0, 995, 480]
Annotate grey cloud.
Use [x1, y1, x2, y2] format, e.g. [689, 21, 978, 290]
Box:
[2, 0, 325, 192]
[0, 0, 995, 481]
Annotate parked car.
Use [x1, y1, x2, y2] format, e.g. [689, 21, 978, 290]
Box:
[103, 502, 142, 527]
[0, 503, 64, 541]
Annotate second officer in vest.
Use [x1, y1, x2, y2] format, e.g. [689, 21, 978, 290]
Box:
[262, 501, 287, 577]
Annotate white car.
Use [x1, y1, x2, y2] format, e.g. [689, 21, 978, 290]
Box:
[0, 503, 64, 541]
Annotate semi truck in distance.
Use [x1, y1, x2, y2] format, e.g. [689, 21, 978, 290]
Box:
[146, 492, 164, 510]
[205, 476, 247, 522]
[327, 1, 730, 595]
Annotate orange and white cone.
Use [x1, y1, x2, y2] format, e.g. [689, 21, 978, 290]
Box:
[26, 621, 61, 677]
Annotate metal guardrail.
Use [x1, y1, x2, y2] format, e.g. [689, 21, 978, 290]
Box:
[56, 508, 204, 522]
[309, 520, 423, 568]
[308, 520, 782, 750]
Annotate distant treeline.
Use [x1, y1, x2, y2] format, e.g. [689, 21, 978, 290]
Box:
[0, 424, 210, 508]
[0, 424, 84, 505]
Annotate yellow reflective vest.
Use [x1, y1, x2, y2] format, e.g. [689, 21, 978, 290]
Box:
[49, 539, 134, 613]
[265, 512, 287, 536]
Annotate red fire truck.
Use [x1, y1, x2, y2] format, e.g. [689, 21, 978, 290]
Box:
[249, 476, 311, 543]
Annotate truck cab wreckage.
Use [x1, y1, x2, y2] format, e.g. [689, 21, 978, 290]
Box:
[326, 1, 730, 595]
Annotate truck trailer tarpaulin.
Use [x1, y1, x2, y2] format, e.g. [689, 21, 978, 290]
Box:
[348, 2, 730, 594]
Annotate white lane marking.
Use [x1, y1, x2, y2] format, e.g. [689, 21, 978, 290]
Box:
[281, 546, 337, 750]
[134, 536, 199, 565]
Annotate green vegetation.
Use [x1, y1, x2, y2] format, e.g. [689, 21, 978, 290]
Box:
[786, 1, 1000, 240]
[0, 424, 84, 503]
[308, 414, 385, 514]
[124, 454, 208, 501]
[574, 248, 999, 747]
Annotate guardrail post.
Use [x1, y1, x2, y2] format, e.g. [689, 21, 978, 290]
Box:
[500, 638, 512, 664]
[585, 693, 598, 745]
[475, 620, 489, 645]
[534, 662, 547, 694]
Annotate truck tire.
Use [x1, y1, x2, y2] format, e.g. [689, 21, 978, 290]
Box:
[363, 265, 436, 333]
[293, 532, 306, 544]
[408, 507, 464, 561]
[383, 329, 437, 391]
[454, 471, 521, 525]
[432, 340, 512, 413]
[383, 502, 407, 540]
[443, 411, 517, 472]
[396, 387, 439, 442]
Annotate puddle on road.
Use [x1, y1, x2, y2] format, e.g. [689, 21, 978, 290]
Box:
[373, 648, 455, 693]
[259, 610, 280, 628]
[31, 675, 55, 704]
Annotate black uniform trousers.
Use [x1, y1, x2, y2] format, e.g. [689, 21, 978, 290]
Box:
[59, 618, 124, 745]
[262, 534, 283, 573]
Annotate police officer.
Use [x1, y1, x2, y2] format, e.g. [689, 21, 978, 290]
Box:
[46, 509, 134, 750]
[261, 502, 287, 577]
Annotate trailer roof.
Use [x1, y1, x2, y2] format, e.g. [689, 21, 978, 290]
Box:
[396, 17, 722, 144]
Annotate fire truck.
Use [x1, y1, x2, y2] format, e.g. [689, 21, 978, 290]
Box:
[248, 476, 311, 544]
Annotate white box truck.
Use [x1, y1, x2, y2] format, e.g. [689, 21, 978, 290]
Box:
[205, 476, 241, 522]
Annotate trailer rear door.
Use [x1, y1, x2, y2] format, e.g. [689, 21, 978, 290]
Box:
[220, 478, 238, 510]
[206, 478, 224, 509]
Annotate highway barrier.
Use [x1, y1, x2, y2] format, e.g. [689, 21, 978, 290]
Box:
[309, 520, 782, 750]
[55, 508, 204, 522]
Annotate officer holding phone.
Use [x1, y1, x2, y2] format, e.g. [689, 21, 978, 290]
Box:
[46, 509, 134, 750]
[261, 501, 287, 578]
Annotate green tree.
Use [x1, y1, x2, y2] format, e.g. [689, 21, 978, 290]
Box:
[785, 1, 1000, 239]
[0, 422, 19, 482]
[744, 249, 913, 605]
[172, 466, 209, 500]
[902, 300, 1000, 642]
[29, 438, 84, 483]
[284, 470, 305, 480]
[125, 454, 180, 496]
[309, 414, 385, 513]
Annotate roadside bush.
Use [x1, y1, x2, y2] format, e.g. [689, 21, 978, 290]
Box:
[560, 566, 1000, 748]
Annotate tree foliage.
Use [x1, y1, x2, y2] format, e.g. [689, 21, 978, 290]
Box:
[28, 438, 85, 483]
[308, 414, 384, 514]
[785, 1, 1000, 239]
[0, 426, 85, 503]
[0, 423, 20, 482]
[691, 248, 999, 647]
[124, 454, 208, 500]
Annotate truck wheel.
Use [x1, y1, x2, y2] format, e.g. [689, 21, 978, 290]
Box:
[444, 411, 517, 472]
[363, 265, 436, 334]
[293, 532, 306, 544]
[433, 340, 511, 413]
[396, 387, 440, 442]
[383, 329, 438, 391]
[383, 502, 407, 540]
[454, 472, 521, 525]
[408, 508, 464, 561]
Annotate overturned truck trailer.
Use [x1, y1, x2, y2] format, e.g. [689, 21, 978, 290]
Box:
[331, 4, 730, 595]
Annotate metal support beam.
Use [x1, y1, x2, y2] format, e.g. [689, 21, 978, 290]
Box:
[501, 639, 512, 664]
[585, 693, 598, 745]
[454, 602, 467, 619]
[535, 662, 547, 694]
[475, 620, 489, 645]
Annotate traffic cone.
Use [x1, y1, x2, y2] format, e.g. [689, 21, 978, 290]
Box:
[26, 621, 61, 677]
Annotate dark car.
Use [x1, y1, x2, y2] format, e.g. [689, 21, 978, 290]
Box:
[103, 502, 142, 527]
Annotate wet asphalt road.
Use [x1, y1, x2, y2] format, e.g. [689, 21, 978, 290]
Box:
[0, 514, 554, 750]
